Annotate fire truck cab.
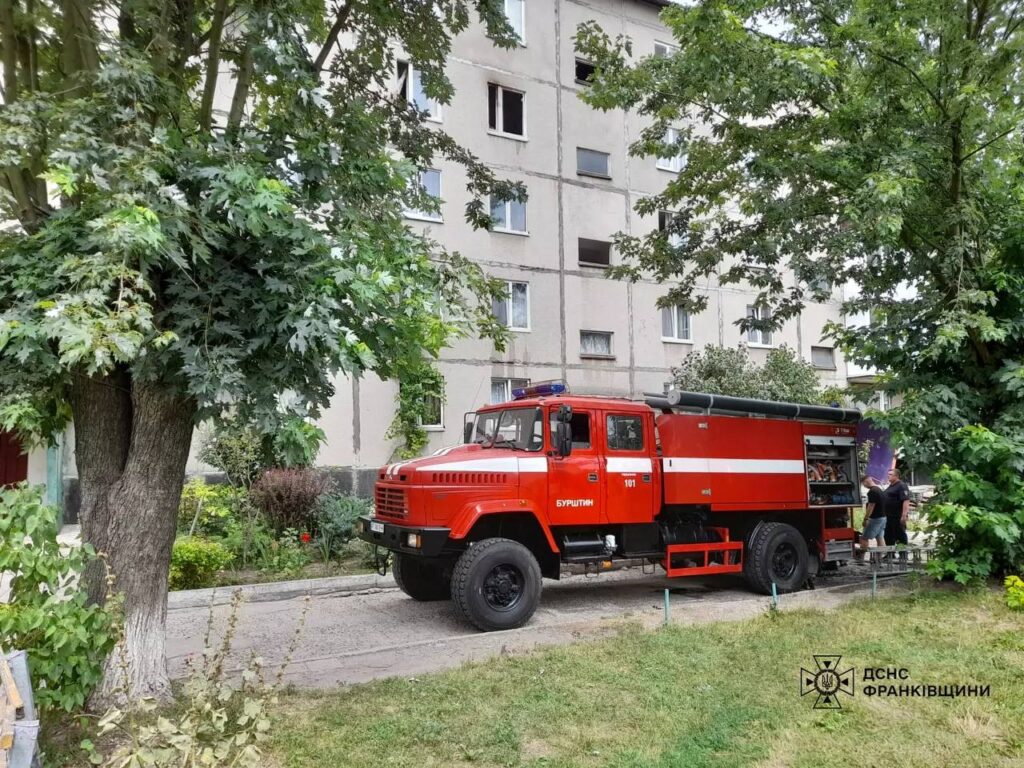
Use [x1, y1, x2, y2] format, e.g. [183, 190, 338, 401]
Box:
[357, 383, 860, 631]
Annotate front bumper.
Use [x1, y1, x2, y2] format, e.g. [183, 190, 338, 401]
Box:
[356, 516, 452, 558]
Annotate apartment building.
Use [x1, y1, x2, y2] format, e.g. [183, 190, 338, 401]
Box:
[310, 0, 850, 489]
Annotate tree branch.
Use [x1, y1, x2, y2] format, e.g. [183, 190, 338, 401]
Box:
[199, 0, 229, 132]
[313, 1, 352, 72]
[226, 42, 253, 131]
[0, 0, 19, 101]
[961, 125, 1017, 161]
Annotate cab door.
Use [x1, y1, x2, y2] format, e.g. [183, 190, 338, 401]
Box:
[546, 407, 606, 525]
[603, 411, 656, 524]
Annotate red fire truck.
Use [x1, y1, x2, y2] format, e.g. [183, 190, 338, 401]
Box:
[357, 383, 861, 631]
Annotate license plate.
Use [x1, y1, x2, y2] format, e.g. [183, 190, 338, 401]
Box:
[370, 521, 384, 534]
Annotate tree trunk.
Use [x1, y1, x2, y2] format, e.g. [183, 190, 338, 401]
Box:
[71, 375, 196, 707]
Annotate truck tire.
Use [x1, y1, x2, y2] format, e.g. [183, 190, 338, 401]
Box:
[744, 522, 809, 594]
[392, 553, 451, 601]
[451, 538, 542, 631]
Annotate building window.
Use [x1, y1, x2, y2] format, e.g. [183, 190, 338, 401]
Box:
[401, 381, 444, 430]
[746, 305, 773, 346]
[658, 210, 684, 247]
[490, 195, 527, 233]
[503, 0, 524, 42]
[811, 346, 836, 369]
[405, 168, 442, 222]
[576, 147, 610, 178]
[578, 238, 611, 267]
[809, 275, 833, 296]
[661, 305, 692, 342]
[654, 41, 678, 57]
[488, 84, 526, 138]
[580, 330, 613, 358]
[491, 377, 530, 404]
[397, 60, 442, 122]
[575, 59, 596, 84]
[493, 281, 530, 330]
[607, 414, 644, 451]
[656, 127, 685, 172]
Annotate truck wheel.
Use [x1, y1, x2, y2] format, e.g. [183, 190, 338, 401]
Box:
[392, 553, 451, 601]
[744, 522, 809, 594]
[451, 538, 542, 631]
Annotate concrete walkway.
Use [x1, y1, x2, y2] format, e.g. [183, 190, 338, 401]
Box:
[166, 567, 907, 689]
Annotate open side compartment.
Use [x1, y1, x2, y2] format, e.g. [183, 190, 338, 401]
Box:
[805, 434, 858, 508]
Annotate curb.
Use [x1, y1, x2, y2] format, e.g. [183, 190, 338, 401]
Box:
[168, 572, 397, 609]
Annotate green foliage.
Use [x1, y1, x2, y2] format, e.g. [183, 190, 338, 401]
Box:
[259, 530, 312, 577]
[313, 494, 373, 559]
[925, 426, 1024, 584]
[0, 486, 117, 712]
[387, 363, 446, 458]
[577, 0, 1024, 577]
[169, 537, 233, 591]
[272, 420, 327, 469]
[249, 468, 328, 534]
[86, 591, 307, 768]
[0, 1, 517, 445]
[672, 345, 837, 405]
[1005, 575, 1024, 610]
[219, 514, 276, 571]
[198, 421, 267, 488]
[178, 478, 251, 538]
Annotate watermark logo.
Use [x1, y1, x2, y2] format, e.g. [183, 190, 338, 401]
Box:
[800, 655, 855, 709]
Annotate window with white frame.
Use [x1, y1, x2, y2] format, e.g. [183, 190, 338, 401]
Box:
[490, 377, 530, 404]
[661, 305, 692, 342]
[580, 330, 613, 358]
[654, 41, 678, 57]
[404, 168, 442, 222]
[503, 0, 525, 42]
[488, 84, 526, 137]
[493, 281, 530, 330]
[811, 346, 836, 369]
[490, 195, 527, 233]
[656, 127, 685, 172]
[397, 60, 442, 121]
[746, 305, 773, 346]
[658, 210, 685, 248]
[576, 147, 610, 178]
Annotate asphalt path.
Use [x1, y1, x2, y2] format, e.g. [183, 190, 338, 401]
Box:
[165, 566, 903, 689]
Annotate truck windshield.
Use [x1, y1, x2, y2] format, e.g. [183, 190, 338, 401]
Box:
[467, 407, 543, 451]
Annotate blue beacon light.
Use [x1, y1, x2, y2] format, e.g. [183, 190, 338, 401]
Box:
[512, 381, 568, 400]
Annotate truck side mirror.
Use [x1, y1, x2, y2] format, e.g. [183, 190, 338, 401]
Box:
[555, 405, 573, 457]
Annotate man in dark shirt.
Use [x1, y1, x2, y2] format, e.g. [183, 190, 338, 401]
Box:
[859, 475, 886, 560]
[883, 468, 911, 546]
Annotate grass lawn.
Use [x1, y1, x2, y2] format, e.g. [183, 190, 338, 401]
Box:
[270, 587, 1024, 768]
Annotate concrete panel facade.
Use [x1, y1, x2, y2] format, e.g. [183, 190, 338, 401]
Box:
[314, 0, 850, 475]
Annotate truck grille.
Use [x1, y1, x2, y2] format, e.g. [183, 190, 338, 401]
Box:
[375, 486, 407, 518]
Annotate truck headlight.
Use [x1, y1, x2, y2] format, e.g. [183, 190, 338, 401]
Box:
[406, 533, 422, 549]
[356, 519, 365, 534]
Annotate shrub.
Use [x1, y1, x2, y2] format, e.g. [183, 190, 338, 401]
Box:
[198, 417, 268, 488]
[170, 537, 233, 590]
[313, 494, 373, 558]
[250, 468, 328, 534]
[199, 416, 327, 487]
[178, 478, 250, 537]
[925, 425, 1024, 584]
[220, 513, 276, 570]
[0, 485, 117, 712]
[1006, 575, 1024, 611]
